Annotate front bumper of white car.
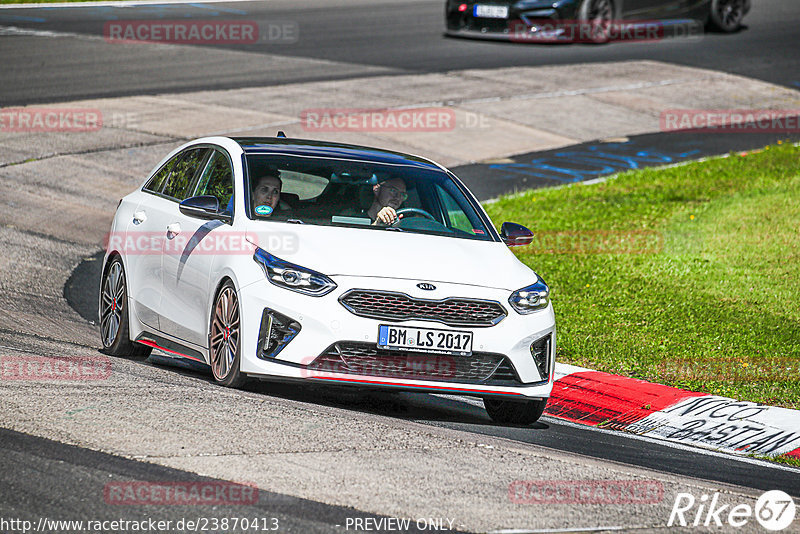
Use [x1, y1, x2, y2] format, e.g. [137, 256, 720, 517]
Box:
[238, 274, 556, 399]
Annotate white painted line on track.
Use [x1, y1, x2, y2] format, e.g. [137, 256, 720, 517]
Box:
[0, 25, 103, 40]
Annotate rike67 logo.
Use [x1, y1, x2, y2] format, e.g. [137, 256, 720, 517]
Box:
[669, 490, 796, 531]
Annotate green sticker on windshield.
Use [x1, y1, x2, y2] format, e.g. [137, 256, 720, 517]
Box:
[255, 205, 273, 216]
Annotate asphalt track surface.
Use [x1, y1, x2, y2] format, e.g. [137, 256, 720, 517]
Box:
[2, 0, 800, 529]
[2, 384, 800, 532]
[0, 428, 456, 534]
[0, 0, 799, 105]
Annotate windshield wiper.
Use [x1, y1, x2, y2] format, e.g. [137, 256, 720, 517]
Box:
[287, 219, 305, 224]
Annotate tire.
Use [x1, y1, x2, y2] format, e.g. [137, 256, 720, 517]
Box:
[578, 0, 614, 44]
[484, 397, 548, 425]
[708, 0, 745, 32]
[209, 280, 247, 388]
[99, 257, 152, 359]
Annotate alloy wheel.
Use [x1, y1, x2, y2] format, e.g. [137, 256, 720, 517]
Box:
[587, 0, 613, 41]
[101, 261, 125, 347]
[210, 286, 240, 381]
[716, 0, 744, 29]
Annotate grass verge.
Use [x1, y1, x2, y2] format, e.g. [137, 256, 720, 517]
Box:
[750, 454, 800, 468]
[485, 142, 799, 409]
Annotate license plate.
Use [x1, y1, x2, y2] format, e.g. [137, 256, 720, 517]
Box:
[473, 4, 509, 18]
[378, 325, 473, 356]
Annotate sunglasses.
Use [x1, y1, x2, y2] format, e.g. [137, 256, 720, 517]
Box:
[382, 185, 408, 201]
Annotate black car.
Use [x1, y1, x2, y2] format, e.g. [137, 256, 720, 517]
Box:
[445, 0, 751, 42]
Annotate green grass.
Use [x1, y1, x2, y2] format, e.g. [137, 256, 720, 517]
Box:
[749, 453, 800, 468]
[485, 142, 800, 409]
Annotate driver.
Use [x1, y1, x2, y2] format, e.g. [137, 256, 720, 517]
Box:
[366, 177, 408, 225]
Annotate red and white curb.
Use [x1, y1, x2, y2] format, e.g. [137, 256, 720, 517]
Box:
[547, 363, 800, 460]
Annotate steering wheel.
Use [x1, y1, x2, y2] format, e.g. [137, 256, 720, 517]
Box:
[393, 207, 435, 225]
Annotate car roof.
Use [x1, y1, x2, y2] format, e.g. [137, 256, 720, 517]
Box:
[231, 137, 442, 170]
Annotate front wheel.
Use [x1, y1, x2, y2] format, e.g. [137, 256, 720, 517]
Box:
[484, 397, 548, 425]
[708, 0, 745, 32]
[100, 257, 152, 359]
[209, 281, 247, 388]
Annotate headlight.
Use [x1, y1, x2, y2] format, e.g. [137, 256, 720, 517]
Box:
[253, 248, 337, 297]
[509, 277, 549, 314]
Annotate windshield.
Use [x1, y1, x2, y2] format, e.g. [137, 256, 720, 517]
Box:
[245, 154, 495, 241]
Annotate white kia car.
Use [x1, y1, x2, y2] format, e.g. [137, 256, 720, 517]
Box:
[100, 136, 556, 424]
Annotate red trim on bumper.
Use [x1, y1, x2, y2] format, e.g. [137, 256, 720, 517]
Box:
[138, 340, 205, 363]
[310, 375, 527, 396]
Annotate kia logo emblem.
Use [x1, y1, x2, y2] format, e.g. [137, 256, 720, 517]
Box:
[417, 283, 436, 291]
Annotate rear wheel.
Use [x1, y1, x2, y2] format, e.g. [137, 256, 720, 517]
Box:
[708, 0, 745, 32]
[100, 257, 152, 359]
[209, 281, 247, 388]
[484, 397, 548, 425]
[578, 0, 614, 43]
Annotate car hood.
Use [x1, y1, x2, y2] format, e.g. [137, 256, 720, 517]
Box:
[245, 222, 537, 291]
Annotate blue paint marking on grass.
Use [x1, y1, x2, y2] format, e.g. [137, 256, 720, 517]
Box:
[489, 142, 702, 183]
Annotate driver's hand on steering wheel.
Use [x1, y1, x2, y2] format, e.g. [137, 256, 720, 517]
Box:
[374, 206, 402, 226]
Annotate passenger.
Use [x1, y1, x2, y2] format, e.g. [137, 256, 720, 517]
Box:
[252, 172, 282, 217]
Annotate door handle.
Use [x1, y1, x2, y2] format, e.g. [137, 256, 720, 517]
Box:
[166, 223, 181, 238]
[133, 211, 147, 224]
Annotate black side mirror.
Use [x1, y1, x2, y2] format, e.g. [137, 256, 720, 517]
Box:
[179, 195, 230, 223]
[500, 222, 534, 247]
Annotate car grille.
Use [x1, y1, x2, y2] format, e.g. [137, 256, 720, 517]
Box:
[308, 342, 521, 385]
[339, 290, 507, 327]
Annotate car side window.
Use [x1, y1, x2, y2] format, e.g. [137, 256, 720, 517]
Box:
[143, 153, 181, 194]
[194, 150, 234, 213]
[162, 147, 210, 201]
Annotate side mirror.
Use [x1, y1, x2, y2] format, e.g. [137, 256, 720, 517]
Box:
[500, 222, 534, 247]
[179, 195, 230, 223]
